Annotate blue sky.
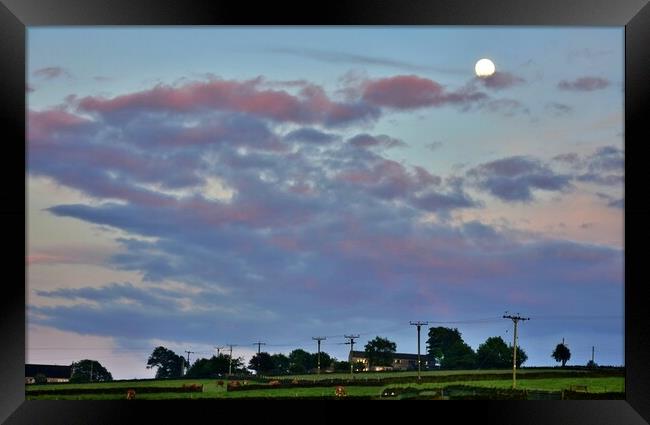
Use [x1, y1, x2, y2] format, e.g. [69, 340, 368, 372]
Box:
[27, 27, 623, 379]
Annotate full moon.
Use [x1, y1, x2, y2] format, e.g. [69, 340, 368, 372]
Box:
[475, 58, 496, 77]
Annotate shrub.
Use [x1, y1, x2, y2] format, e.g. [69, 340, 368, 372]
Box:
[34, 374, 48, 385]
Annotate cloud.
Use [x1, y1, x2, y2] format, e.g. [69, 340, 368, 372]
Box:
[75, 77, 381, 128]
[557, 77, 610, 91]
[553, 145, 623, 187]
[33, 66, 74, 80]
[284, 127, 339, 144]
[425, 141, 443, 151]
[27, 70, 623, 367]
[608, 198, 624, 209]
[467, 156, 573, 202]
[545, 102, 573, 116]
[361, 75, 487, 110]
[552, 152, 581, 165]
[567, 48, 613, 61]
[27, 244, 112, 266]
[475, 72, 525, 90]
[588, 146, 624, 173]
[479, 99, 530, 117]
[269, 47, 464, 74]
[347, 134, 406, 149]
[596, 192, 624, 209]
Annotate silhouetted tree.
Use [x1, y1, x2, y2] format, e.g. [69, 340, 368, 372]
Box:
[185, 354, 242, 378]
[476, 336, 511, 369]
[248, 352, 275, 375]
[270, 353, 290, 375]
[552, 343, 571, 367]
[70, 359, 113, 383]
[317, 352, 333, 370]
[288, 349, 315, 374]
[509, 345, 528, 368]
[427, 327, 477, 369]
[333, 360, 350, 372]
[364, 336, 397, 369]
[146, 346, 186, 378]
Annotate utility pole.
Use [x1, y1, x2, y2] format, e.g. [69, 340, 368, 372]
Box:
[215, 346, 225, 356]
[184, 350, 195, 375]
[344, 335, 360, 379]
[592, 346, 595, 363]
[503, 314, 529, 389]
[410, 321, 429, 380]
[253, 341, 266, 355]
[312, 337, 326, 374]
[226, 344, 237, 376]
[90, 361, 93, 382]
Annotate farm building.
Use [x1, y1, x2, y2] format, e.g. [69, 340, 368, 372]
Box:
[349, 350, 434, 372]
[25, 364, 72, 384]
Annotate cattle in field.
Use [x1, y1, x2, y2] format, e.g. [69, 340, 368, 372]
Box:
[126, 389, 136, 400]
[291, 379, 300, 384]
[181, 383, 203, 392]
[227, 380, 241, 391]
[335, 386, 347, 397]
[217, 380, 224, 386]
[269, 380, 281, 387]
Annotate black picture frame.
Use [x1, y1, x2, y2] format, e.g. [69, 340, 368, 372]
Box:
[1, 0, 648, 423]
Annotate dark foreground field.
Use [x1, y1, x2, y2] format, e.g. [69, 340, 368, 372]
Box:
[26, 368, 624, 400]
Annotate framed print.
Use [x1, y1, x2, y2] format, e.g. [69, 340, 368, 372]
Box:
[1, 0, 649, 423]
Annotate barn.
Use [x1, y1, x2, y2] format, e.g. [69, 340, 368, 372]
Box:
[25, 364, 72, 384]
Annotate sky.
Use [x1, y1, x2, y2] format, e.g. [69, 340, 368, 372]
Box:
[26, 27, 624, 379]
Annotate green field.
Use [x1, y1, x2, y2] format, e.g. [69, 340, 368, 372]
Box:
[268, 368, 593, 381]
[26, 369, 624, 400]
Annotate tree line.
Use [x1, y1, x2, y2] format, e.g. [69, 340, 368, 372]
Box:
[49, 327, 579, 382]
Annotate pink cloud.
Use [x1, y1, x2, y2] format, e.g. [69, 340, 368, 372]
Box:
[27, 254, 68, 265]
[28, 109, 91, 141]
[558, 76, 610, 91]
[33, 66, 73, 80]
[362, 75, 487, 109]
[477, 72, 525, 90]
[362, 75, 445, 108]
[76, 78, 378, 127]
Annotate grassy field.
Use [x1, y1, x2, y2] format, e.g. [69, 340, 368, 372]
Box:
[386, 377, 624, 393]
[267, 368, 597, 381]
[26, 370, 624, 400]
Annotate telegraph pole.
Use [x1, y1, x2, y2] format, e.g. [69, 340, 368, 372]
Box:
[312, 337, 326, 374]
[215, 346, 225, 356]
[410, 321, 429, 380]
[184, 350, 195, 375]
[344, 335, 360, 378]
[226, 344, 237, 376]
[592, 346, 595, 363]
[253, 341, 266, 354]
[503, 314, 529, 389]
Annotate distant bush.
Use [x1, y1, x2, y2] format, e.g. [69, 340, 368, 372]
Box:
[34, 374, 48, 385]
